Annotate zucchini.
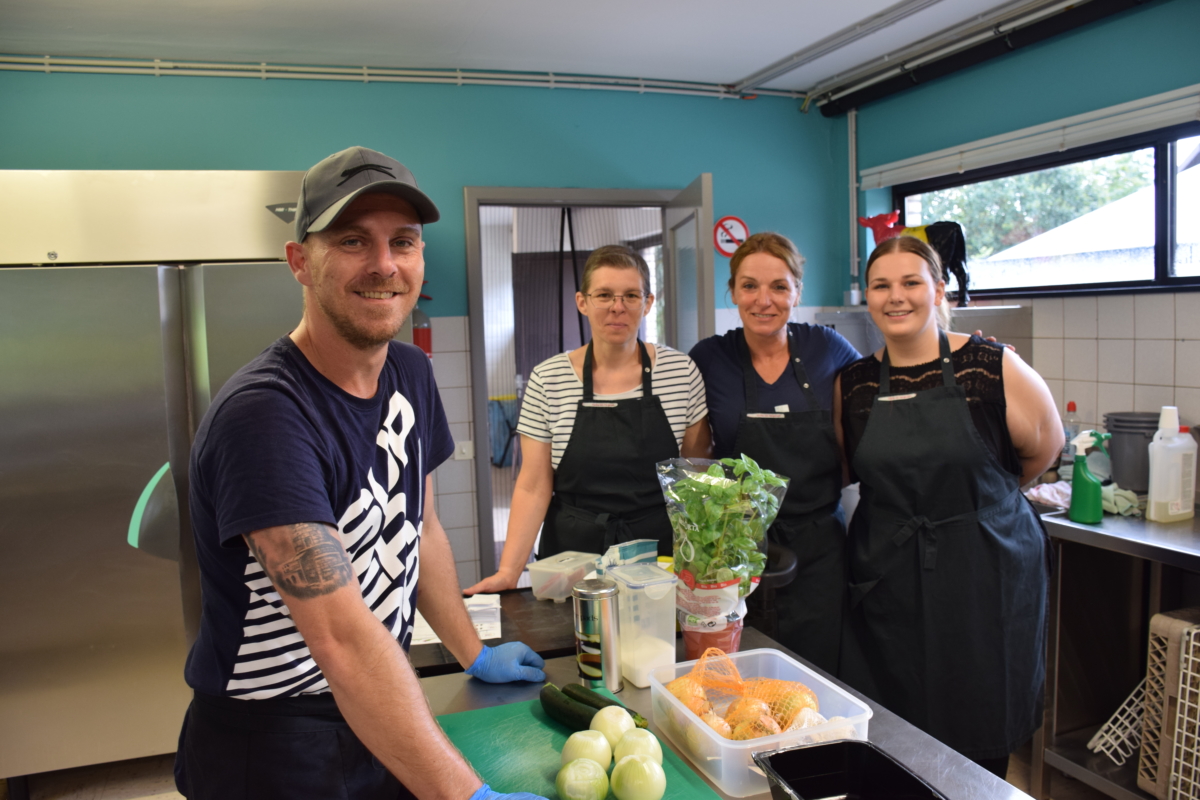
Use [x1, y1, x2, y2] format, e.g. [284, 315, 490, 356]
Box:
[561, 683, 649, 729]
[539, 683, 597, 731]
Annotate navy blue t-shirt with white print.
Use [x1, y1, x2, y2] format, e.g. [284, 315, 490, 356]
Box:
[184, 336, 454, 699]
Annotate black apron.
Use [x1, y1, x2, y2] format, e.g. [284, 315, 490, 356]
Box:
[732, 329, 846, 675]
[839, 333, 1047, 761]
[538, 340, 680, 558]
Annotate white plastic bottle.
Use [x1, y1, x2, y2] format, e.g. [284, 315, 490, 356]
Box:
[1147, 406, 1197, 523]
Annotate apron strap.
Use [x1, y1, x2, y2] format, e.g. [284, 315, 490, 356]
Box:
[582, 340, 653, 401]
[736, 328, 820, 411]
[879, 330, 956, 393]
[849, 486, 1023, 607]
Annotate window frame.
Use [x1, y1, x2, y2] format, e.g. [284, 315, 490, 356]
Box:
[891, 120, 1200, 297]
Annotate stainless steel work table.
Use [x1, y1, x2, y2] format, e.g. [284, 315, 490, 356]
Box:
[421, 626, 1029, 800]
[1033, 511, 1200, 800]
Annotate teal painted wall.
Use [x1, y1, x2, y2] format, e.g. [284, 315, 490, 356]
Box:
[851, 0, 1200, 289]
[0, 72, 848, 314]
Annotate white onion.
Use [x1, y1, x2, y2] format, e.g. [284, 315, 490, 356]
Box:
[614, 729, 663, 765]
[556, 758, 609, 800]
[589, 704, 636, 749]
[611, 754, 667, 800]
[561, 729, 612, 768]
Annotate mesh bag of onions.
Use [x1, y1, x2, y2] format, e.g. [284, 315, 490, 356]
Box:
[664, 648, 831, 740]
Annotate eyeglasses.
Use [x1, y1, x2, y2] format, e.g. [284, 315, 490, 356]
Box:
[585, 292, 647, 308]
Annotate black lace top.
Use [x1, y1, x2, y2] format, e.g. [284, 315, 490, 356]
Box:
[839, 335, 1021, 482]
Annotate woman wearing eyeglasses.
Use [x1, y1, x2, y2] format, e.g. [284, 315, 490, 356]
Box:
[465, 245, 711, 594]
[687, 232, 860, 675]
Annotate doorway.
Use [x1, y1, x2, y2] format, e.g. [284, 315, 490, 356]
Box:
[464, 180, 713, 581]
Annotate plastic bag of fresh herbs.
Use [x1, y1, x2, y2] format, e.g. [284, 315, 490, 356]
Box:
[656, 455, 788, 622]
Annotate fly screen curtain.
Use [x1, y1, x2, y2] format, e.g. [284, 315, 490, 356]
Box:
[860, 82, 1200, 189]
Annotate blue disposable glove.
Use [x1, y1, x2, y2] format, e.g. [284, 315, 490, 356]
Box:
[467, 784, 547, 800]
[465, 642, 546, 683]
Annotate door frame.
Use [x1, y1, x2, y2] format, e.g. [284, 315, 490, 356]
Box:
[464, 186, 685, 577]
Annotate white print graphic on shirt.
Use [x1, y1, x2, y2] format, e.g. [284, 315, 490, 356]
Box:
[226, 390, 424, 699]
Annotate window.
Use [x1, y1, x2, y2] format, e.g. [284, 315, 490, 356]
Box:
[894, 122, 1200, 294]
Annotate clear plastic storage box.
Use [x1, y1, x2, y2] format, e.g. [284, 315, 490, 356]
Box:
[608, 563, 677, 688]
[649, 648, 873, 797]
[527, 550, 599, 603]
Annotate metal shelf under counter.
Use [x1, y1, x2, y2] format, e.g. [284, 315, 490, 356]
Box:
[1032, 511, 1200, 800]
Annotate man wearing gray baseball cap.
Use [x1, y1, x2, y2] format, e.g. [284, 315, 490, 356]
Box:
[175, 146, 547, 800]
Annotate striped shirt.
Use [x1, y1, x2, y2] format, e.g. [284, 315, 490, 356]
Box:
[517, 345, 708, 469]
[186, 338, 453, 699]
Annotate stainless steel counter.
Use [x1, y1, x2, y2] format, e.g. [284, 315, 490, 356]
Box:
[1034, 510, 1200, 800]
[422, 627, 1030, 800]
[1041, 510, 1200, 572]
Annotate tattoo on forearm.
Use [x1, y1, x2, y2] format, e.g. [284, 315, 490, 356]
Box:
[246, 523, 354, 599]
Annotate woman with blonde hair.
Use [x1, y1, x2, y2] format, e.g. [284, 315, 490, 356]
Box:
[834, 235, 1062, 776]
[689, 232, 860, 674]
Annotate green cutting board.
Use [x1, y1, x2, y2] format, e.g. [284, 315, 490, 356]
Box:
[438, 697, 720, 800]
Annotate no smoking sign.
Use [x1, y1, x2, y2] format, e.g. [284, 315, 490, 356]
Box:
[713, 216, 749, 257]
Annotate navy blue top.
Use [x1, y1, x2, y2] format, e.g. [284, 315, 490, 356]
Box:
[689, 323, 861, 459]
[185, 337, 454, 699]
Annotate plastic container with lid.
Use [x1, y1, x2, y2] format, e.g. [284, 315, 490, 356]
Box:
[650, 648, 873, 797]
[608, 563, 677, 688]
[527, 551, 599, 603]
[1147, 407, 1196, 523]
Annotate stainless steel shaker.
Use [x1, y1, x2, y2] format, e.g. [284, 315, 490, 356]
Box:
[572, 578, 622, 693]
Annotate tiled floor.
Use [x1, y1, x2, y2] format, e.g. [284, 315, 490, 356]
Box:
[1, 755, 182, 800]
[3, 742, 1115, 799]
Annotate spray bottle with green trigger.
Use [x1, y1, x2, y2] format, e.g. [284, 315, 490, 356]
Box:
[1068, 429, 1112, 524]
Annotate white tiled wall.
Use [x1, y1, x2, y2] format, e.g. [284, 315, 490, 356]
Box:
[1031, 293, 1200, 431]
[428, 315, 480, 587]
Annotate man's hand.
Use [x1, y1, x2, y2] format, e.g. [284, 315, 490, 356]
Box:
[465, 642, 546, 683]
[469, 785, 547, 800]
[972, 329, 1016, 352]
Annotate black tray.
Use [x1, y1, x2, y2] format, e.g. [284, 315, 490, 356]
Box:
[752, 739, 949, 800]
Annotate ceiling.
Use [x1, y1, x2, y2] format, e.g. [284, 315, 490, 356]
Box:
[0, 0, 1032, 93]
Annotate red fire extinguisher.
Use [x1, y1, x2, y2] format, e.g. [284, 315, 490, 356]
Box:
[412, 281, 433, 358]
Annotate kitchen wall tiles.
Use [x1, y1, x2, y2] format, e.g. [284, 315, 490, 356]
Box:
[1097, 382, 1135, 418]
[1097, 340, 1135, 384]
[456, 560, 480, 588]
[1135, 384, 1175, 413]
[1134, 293, 1175, 340]
[1177, 388, 1200, 429]
[1063, 296, 1098, 338]
[1063, 339, 1098, 382]
[435, 457, 475, 496]
[1176, 292, 1200, 339]
[1033, 338, 1064, 380]
[1177, 340, 1200, 389]
[444, 526, 479, 563]
[437, 492, 477, 530]
[1044, 379, 1064, 417]
[1135, 339, 1175, 386]
[427, 315, 484, 576]
[439, 387, 472, 425]
[1028, 293, 1197, 429]
[715, 307, 741, 335]
[432, 314, 469, 353]
[1098, 295, 1135, 338]
[1063, 380, 1098, 428]
[1033, 297, 1065, 338]
[432, 351, 470, 389]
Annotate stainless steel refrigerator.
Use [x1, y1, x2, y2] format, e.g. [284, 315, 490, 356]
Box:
[0, 169, 326, 780]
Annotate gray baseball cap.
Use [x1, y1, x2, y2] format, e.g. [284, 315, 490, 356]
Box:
[294, 146, 440, 240]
